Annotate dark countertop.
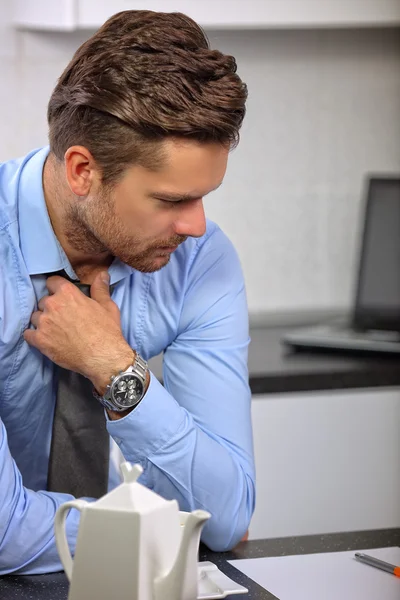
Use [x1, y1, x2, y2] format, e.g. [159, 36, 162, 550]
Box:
[248, 324, 400, 395]
[148, 323, 400, 396]
[1, 528, 399, 600]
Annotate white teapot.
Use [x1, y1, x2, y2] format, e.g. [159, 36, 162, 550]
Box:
[54, 462, 210, 600]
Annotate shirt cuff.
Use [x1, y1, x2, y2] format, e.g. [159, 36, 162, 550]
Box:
[105, 372, 185, 466]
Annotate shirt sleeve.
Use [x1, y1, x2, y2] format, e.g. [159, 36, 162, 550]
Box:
[0, 417, 91, 575]
[106, 227, 256, 551]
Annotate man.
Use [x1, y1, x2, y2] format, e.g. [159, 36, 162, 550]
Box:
[0, 10, 255, 574]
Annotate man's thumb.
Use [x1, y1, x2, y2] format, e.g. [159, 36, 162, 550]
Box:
[90, 271, 111, 305]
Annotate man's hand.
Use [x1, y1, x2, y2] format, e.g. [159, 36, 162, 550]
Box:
[24, 272, 134, 394]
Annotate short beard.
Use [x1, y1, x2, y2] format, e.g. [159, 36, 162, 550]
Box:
[65, 203, 109, 255]
[64, 193, 186, 273]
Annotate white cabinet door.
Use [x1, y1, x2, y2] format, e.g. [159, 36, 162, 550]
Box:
[78, 0, 400, 29]
[249, 387, 400, 540]
[14, 0, 400, 31]
[14, 0, 77, 31]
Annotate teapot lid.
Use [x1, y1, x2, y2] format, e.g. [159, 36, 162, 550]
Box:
[95, 462, 175, 513]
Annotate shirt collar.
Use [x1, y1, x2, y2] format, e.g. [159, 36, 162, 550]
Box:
[18, 146, 134, 285]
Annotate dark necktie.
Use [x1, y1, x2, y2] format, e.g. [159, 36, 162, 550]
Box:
[47, 272, 113, 498]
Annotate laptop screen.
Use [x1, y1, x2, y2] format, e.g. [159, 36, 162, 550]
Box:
[353, 177, 400, 331]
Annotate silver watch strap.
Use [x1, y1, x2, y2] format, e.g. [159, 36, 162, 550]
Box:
[132, 353, 148, 384]
[93, 353, 148, 411]
[97, 394, 120, 412]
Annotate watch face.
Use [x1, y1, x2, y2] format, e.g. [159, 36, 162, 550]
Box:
[111, 374, 144, 409]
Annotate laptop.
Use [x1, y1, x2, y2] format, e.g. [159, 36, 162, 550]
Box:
[282, 175, 400, 354]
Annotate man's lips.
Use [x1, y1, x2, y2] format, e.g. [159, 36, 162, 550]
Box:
[155, 245, 179, 253]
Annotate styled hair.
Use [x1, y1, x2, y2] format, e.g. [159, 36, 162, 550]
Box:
[47, 10, 247, 184]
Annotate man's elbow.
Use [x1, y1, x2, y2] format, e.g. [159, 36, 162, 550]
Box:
[201, 478, 255, 552]
[201, 509, 252, 552]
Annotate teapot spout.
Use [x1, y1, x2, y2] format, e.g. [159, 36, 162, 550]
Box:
[154, 509, 210, 600]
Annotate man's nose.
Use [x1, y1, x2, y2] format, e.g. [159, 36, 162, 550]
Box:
[174, 199, 206, 239]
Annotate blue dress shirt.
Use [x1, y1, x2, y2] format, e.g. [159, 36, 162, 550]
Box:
[0, 147, 255, 574]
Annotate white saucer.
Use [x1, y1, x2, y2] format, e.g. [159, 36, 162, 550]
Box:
[197, 561, 248, 599]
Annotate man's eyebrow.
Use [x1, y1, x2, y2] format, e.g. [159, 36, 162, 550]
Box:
[149, 182, 222, 202]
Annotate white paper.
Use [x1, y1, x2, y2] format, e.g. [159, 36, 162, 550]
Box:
[229, 546, 400, 600]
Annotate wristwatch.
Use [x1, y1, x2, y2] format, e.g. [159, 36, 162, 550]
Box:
[93, 353, 149, 412]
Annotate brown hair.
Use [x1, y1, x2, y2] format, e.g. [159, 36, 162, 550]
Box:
[47, 10, 247, 184]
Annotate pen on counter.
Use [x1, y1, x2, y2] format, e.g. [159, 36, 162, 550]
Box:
[355, 553, 400, 577]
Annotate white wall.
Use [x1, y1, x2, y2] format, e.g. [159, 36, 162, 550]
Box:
[1, 2, 400, 315]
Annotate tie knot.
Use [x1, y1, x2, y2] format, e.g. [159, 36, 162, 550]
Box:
[46, 269, 115, 297]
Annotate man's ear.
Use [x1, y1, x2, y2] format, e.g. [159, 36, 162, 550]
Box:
[64, 146, 100, 196]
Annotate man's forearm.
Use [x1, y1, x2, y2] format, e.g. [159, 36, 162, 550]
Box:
[106, 374, 255, 551]
[90, 345, 150, 421]
[0, 419, 86, 575]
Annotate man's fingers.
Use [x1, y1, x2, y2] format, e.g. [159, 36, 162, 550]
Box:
[38, 295, 52, 311]
[46, 275, 73, 295]
[30, 311, 42, 328]
[90, 271, 112, 307]
[23, 327, 39, 348]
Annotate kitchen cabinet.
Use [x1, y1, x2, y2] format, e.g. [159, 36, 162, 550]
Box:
[14, 0, 400, 32]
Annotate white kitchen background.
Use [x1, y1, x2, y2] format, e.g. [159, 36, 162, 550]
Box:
[2, 1, 400, 542]
[1, 1, 400, 318]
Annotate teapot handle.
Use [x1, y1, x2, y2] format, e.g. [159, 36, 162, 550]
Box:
[54, 499, 87, 581]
